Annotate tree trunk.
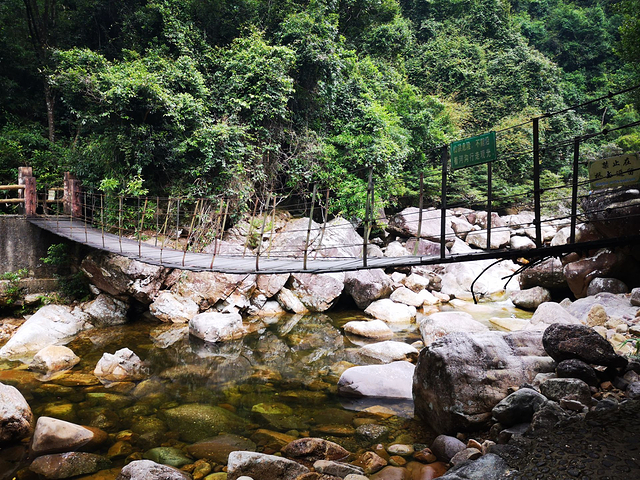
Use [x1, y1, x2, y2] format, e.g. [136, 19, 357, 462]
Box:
[43, 78, 55, 143]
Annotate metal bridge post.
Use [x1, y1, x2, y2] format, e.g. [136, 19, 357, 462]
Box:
[487, 161, 492, 250]
[256, 194, 272, 272]
[440, 146, 448, 259]
[267, 195, 277, 258]
[304, 184, 318, 270]
[243, 198, 259, 258]
[413, 173, 424, 255]
[363, 169, 373, 267]
[533, 117, 542, 248]
[570, 136, 580, 244]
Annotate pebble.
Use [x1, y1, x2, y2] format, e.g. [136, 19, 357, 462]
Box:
[386, 444, 414, 456]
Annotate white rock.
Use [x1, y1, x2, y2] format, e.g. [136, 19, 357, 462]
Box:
[337, 361, 415, 399]
[344, 320, 393, 339]
[249, 300, 286, 317]
[358, 341, 418, 363]
[189, 312, 244, 343]
[364, 299, 416, 323]
[0, 382, 33, 443]
[525, 302, 582, 331]
[227, 451, 309, 480]
[0, 305, 91, 361]
[419, 289, 440, 306]
[94, 347, 147, 383]
[510, 235, 536, 250]
[385, 241, 409, 257]
[149, 291, 199, 324]
[276, 287, 309, 314]
[30, 417, 95, 456]
[402, 274, 430, 292]
[418, 311, 489, 346]
[466, 227, 511, 249]
[390, 287, 424, 307]
[489, 317, 530, 331]
[450, 237, 474, 254]
[30, 345, 80, 375]
[550, 226, 572, 246]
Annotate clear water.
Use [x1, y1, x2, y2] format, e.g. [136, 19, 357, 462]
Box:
[0, 300, 528, 474]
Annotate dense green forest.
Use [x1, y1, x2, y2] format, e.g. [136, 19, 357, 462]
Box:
[1, 0, 639, 218]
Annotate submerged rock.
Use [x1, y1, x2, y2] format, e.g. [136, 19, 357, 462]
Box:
[29, 452, 111, 478]
[116, 459, 190, 480]
[338, 361, 415, 399]
[30, 417, 96, 456]
[163, 404, 247, 443]
[227, 451, 310, 480]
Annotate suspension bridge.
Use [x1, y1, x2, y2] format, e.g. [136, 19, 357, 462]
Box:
[3, 87, 640, 275]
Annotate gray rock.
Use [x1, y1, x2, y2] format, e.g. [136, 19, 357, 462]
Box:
[289, 273, 345, 312]
[116, 459, 191, 480]
[491, 388, 548, 427]
[542, 323, 627, 367]
[566, 292, 639, 323]
[413, 330, 555, 433]
[404, 238, 442, 256]
[430, 435, 466, 462]
[281, 437, 350, 463]
[539, 378, 592, 406]
[343, 320, 393, 340]
[388, 207, 454, 242]
[390, 286, 425, 307]
[83, 293, 129, 326]
[531, 401, 573, 432]
[587, 277, 629, 296]
[313, 460, 365, 478]
[439, 453, 511, 479]
[338, 361, 415, 399]
[227, 451, 309, 480]
[556, 359, 599, 387]
[355, 424, 389, 443]
[510, 287, 552, 310]
[81, 253, 167, 304]
[510, 235, 536, 250]
[631, 288, 640, 307]
[94, 348, 148, 384]
[0, 382, 33, 443]
[519, 257, 567, 290]
[168, 270, 256, 310]
[626, 382, 640, 399]
[450, 447, 482, 466]
[466, 227, 511, 249]
[344, 269, 393, 309]
[30, 452, 111, 478]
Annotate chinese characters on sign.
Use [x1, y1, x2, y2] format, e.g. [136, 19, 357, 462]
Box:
[589, 153, 640, 190]
[450, 132, 497, 170]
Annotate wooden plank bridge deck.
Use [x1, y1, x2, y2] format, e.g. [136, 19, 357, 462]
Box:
[28, 217, 640, 274]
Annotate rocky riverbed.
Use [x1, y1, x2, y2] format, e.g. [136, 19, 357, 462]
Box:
[2, 200, 640, 479]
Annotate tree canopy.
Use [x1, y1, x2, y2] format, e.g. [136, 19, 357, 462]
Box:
[1, 0, 638, 217]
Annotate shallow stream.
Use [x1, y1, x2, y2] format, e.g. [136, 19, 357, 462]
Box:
[0, 300, 530, 476]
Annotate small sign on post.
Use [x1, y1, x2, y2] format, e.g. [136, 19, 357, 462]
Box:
[450, 132, 496, 170]
[589, 153, 640, 190]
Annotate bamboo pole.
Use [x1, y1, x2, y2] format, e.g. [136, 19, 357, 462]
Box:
[303, 185, 318, 270]
[255, 194, 272, 272]
[139, 198, 149, 258]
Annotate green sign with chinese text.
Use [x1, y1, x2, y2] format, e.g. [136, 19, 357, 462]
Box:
[450, 132, 496, 170]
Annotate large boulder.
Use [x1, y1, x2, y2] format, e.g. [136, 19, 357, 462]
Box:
[519, 257, 567, 290]
[0, 304, 91, 360]
[338, 362, 415, 399]
[581, 187, 640, 238]
[404, 238, 442, 256]
[83, 293, 129, 326]
[289, 273, 345, 312]
[81, 253, 167, 304]
[344, 269, 393, 309]
[565, 292, 639, 323]
[189, 312, 244, 343]
[418, 311, 489, 346]
[563, 249, 626, 298]
[388, 207, 454, 242]
[256, 274, 290, 297]
[169, 271, 256, 310]
[525, 302, 581, 331]
[413, 330, 555, 433]
[315, 217, 364, 259]
[149, 291, 199, 324]
[186, 434, 257, 464]
[0, 382, 33, 444]
[542, 323, 627, 368]
[440, 260, 520, 301]
[586, 277, 629, 296]
[227, 451, 309, 480]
